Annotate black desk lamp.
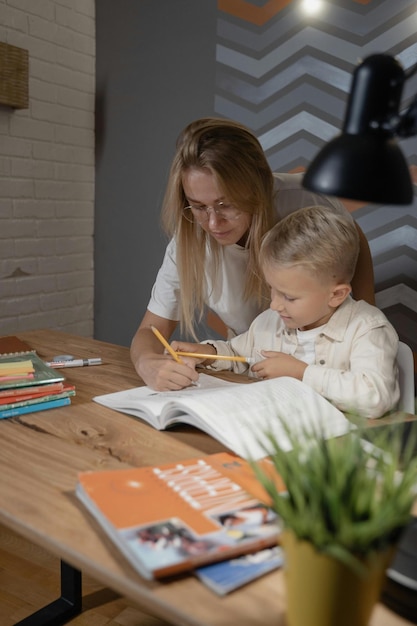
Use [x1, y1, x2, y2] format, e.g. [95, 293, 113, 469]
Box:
[304, 53, 417, 624]
[303, 53, 417, 204]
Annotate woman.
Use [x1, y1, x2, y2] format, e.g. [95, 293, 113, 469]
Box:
[131, 117, 374, 391]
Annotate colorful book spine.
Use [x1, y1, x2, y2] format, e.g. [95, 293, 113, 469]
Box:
[0, 396, 71, 419]
[0, 389, 75, 411]
[0, 382, 65, 399]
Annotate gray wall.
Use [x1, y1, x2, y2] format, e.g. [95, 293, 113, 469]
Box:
[95, 0, 217, 346]
[95, 0, 417, 356]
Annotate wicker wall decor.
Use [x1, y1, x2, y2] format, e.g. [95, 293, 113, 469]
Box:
[0, 42, 28, 109]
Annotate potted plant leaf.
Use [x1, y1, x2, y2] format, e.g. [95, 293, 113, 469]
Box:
[250, 419, 417, 626]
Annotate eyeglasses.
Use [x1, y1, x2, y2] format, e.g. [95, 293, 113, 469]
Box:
[183, 202, 242, 223]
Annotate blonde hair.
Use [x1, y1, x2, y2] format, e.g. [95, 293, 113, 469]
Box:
[161, 117, 276, 337]
[259, 205, 360, 284]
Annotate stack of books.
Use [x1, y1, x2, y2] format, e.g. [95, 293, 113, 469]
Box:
[0, 335, 75, 419]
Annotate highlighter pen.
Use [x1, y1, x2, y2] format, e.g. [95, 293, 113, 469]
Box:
[45, 358, 103, 368]
[175, 352, 254, 364]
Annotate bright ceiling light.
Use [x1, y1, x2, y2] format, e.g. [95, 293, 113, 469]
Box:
[301, 0, 324, 16]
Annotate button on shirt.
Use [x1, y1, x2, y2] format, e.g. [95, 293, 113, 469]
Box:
[283, 325, 326, 365]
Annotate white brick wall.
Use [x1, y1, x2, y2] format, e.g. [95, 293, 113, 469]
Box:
[0, 0, 95, 337]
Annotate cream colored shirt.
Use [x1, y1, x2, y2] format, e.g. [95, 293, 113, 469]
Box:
[203, 297, 400, 419]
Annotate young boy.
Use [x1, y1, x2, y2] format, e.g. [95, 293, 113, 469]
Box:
[172, 206, 400, 418]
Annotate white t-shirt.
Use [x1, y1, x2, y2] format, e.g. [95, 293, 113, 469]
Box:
[291, 325, 326, 365]
[147, 172, 350, 336]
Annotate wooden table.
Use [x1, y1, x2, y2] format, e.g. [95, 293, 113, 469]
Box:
[0, 329, 414, 626]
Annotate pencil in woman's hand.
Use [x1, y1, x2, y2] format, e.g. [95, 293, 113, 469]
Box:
[150, 325, 183, 363]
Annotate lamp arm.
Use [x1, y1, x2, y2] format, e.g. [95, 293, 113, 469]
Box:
[404, 61, 417, 81]
[391, 60, 417, 138]
[396, 94, 417, 138]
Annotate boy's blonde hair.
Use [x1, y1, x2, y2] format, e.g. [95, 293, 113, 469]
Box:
[259, 205, 360, 284]
[161, 117, 276, 338]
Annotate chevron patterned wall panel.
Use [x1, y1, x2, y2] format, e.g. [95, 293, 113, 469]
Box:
[215, 0, 417, 359]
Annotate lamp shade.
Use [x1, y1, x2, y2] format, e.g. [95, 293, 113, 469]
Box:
[303, 132, 413, 204]
[303, 54, 414, 205]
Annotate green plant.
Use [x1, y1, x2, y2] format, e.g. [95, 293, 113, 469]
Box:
[250, 419, 417, 572]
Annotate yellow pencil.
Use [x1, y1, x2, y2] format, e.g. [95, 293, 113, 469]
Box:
[174, 352, 254, 364]
[150, 325, 183, 363]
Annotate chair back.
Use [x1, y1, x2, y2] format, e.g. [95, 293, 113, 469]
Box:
[351, 222, 376, 305]
[397, 341, 416, 414]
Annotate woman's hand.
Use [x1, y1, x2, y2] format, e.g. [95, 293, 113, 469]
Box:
[251, 350, 307, 381]
[137, 352, 200, 391]
[130, 312, 200, 391]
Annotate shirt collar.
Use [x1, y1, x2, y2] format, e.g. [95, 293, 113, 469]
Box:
[319, 296, 355, 341]
[281, 296, 355, 339]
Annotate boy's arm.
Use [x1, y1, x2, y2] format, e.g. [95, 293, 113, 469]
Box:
[199, 335, 252, 374]
[303, 324, 399, 419]
[170, 340, 217, 366]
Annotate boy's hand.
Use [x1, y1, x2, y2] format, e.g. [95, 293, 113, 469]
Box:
[170, 341, 217, 366]
[251, 350, 307, 381]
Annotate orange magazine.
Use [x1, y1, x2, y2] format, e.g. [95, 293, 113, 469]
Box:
[76, 452, 285, 580]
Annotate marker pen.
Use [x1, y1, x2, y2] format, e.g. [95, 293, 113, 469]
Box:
[45, 358, 103, 368]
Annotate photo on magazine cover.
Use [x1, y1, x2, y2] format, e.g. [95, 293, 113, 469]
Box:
[119, 518, 231, 571]
[118, 503, 278, 572]
[212, 504, 277, 539]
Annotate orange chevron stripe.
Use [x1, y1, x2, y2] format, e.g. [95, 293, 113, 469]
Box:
[218, 0, 373, 25]
[217, 0, 292, 26]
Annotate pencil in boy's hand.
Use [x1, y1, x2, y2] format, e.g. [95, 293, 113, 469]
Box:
[174, 351, 254, 364]
[150, 325, 183, 363]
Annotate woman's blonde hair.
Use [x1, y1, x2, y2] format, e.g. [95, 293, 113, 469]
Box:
[161, 117, 276, 337]
[259, 205, 360, 284]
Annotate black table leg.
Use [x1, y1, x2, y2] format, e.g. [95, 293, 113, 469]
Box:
[14, 560, 82, 626]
